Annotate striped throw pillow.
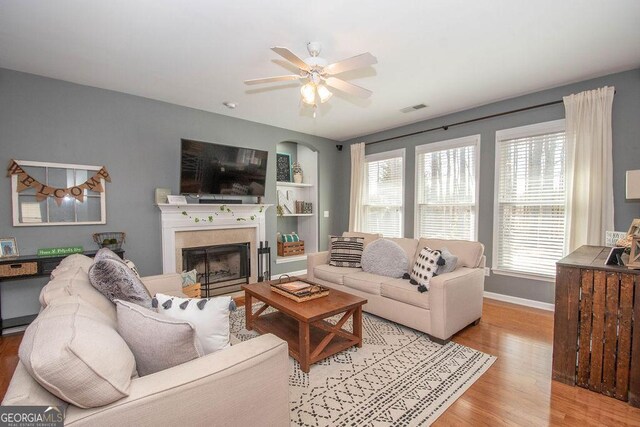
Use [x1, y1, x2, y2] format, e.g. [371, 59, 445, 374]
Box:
[329, 236, 364, 268]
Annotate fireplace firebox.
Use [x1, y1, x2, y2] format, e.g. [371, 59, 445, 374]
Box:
[182, 243, 250, 297]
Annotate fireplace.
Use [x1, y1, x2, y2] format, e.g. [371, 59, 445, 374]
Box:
[182, 243, 250, 297]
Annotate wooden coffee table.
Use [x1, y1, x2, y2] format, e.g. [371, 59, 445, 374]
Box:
[242, 281, 367, 373]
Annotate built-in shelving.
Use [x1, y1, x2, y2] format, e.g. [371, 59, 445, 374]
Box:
[274, 254, 307, 264]
[276, 181, 313, 188]
[276, 143, 318, 265]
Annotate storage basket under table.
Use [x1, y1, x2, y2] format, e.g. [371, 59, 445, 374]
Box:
[277, 240, 305, 257]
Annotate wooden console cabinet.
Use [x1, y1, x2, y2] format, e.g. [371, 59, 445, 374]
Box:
[553, 245, 640, 407]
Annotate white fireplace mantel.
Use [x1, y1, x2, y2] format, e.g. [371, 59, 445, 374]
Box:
[158, 203, 272, 274]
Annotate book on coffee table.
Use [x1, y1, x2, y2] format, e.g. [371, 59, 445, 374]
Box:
[270, 279, 329, 302]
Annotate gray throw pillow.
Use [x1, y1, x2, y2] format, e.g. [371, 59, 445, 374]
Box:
[94, 247, 123, 262]
[115, 300, 203, 376]
[361, 239, 409, 278]
[437, 247, 459, 275]
[89, 258, 153, 308]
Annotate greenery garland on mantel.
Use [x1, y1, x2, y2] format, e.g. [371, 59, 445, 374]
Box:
[181, 204, 265, 223]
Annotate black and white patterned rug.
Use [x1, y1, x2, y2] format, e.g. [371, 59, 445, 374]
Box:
[230, 307, 496, 426]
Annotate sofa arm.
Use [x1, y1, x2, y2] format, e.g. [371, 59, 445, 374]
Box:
[141, 273, 184, 296]
[65, 334, 290, 426]
[428, 268, 485, 340]
[306, 251, 329, 281]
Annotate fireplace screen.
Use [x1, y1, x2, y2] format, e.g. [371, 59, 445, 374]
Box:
[182, 243, 250, 297]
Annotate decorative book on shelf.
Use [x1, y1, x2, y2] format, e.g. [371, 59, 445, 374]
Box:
[270, 277, 329, 302]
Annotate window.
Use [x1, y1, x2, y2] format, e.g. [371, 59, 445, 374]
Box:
[362, 149, 405, 237]
[10, 160, 107, 226]
[415, 135, 480, 240]
[493, 119, 566, 279]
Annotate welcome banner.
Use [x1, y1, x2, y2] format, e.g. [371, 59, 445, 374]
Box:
[7, 160, 111, 206]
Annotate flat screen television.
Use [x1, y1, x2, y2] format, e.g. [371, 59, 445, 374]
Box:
[180, 139, 268, 196]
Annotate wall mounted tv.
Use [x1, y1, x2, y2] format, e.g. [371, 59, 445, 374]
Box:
[180, 139, 268, 197]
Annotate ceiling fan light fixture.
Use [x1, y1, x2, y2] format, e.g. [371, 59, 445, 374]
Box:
[317, 84, 333, 103]
[300, 82, 316, 104]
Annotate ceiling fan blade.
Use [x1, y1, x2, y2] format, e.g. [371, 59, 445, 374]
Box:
[244, 75, 301, 85]
[324, 77, 372, 98]
[270, 47, 310, 72]
[324, 52, 377, 75]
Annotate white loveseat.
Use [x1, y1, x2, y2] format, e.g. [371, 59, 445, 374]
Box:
[2, 254, 290, 426]
[307, 232, 485, 343]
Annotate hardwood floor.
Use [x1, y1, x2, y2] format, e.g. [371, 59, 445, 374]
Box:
[2, 298, 640, 426]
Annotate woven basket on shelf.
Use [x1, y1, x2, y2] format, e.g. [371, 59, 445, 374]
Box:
[93, 232, 126, 251]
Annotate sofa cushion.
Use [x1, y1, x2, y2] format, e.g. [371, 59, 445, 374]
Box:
[410, 247, 443, 292]
[342, 231, 382, 248]
[116, 300, 203, 376]
[18, 297, 135, 408]
[388, 237, 419, 262]
[154, 294, 232, 355]
[437, 247, 459, 275]
[361, 239, 409, 278]
[343, 272, 382, 295]
[329, 236, 364, 268]
[50, 256, 94, 280]
[381, 277, 430, 309]
[89, 257, 153, 308]
[1, 362, 69, 408]
[416, 238, 484, 269]
[313, 264, 361, 285]
[40, 267, 117, 326]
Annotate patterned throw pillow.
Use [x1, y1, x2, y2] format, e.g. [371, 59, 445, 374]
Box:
[409, 247, 445, 293]
[89, 258, 153, 308]
[329, 236, 364, 268]
[153, 293, 234, 354]
[180, 269, 198, 286]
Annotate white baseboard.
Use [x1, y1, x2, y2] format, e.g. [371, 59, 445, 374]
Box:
[484, 291, 554, 312]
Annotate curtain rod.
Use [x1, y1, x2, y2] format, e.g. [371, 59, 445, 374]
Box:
[364, 99, 565, 146]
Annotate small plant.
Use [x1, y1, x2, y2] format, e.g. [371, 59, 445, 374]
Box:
[292, 162, 303, 174]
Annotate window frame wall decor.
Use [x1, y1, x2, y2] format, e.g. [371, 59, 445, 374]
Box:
[414, 135, 480, 241]
[492, 119, 566, 281]
[10, 160, 108, 227]
[362, 149, 405, 238]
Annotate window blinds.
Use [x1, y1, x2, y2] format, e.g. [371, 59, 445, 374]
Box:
[363, 152, 403, 237]
[416, 138, 478, 240]
[495, 129, 566, 277]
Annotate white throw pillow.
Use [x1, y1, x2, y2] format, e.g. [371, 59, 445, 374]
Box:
[153, 293, 232, 354]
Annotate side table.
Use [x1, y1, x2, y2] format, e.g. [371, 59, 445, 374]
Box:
[0, 249, 124, 334]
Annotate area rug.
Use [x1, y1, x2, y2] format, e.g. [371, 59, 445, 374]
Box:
[230, 306, 496, 426]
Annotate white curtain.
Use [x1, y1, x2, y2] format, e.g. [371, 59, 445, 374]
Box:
[349, 142, 366, 231]
[564, 86, 615, 252]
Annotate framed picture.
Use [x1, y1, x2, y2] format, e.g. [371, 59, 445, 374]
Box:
[276, 153, 292, 182]
[166, 195, 187, 205]
[0, 237, 18, 258]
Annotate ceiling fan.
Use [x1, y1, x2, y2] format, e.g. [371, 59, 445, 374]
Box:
[244, 42, 377, 116]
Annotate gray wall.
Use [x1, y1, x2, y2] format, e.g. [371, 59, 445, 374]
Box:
[0, 68, 343, 319]
[343, 68, 640, 304]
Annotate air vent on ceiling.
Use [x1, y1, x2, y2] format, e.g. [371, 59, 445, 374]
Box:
[400, 103, 428, 113]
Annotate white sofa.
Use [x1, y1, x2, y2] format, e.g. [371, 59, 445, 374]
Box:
[307, 232, 485, 343]
[2, 254, 290, 426]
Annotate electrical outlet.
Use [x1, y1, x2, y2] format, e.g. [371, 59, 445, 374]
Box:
[484, 267, 490, 277]
[323, 211, 329, 218]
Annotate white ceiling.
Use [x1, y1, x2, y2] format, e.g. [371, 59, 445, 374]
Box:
[1, 1, 639, 141]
